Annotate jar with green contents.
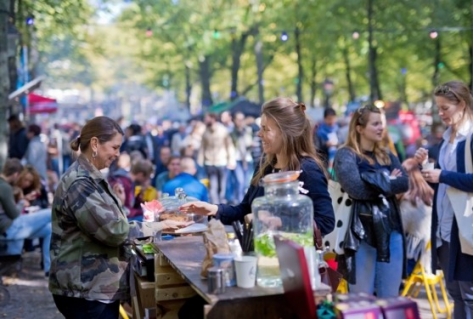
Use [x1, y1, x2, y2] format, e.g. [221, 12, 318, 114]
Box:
[251, 171, 314, 287]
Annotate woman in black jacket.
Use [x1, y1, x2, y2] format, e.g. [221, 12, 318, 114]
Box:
[179, 97, 335, 236]
[334, 104, 408, 298]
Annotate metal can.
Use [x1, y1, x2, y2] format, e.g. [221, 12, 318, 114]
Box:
[207, 267, 226, 294]
[212, 253, 236, 286]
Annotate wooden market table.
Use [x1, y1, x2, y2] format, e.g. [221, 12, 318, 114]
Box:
[153, 236, 328, 319]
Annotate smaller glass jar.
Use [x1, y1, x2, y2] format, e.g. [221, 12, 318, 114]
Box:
[251, 171, 314, 287]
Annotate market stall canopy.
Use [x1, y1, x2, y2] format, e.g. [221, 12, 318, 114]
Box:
[208, 97, 261, 118]
[28, 93, 58, 114]
[8, 76, 45, 100]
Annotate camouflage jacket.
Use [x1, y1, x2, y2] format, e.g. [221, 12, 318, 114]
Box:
[49, 154, 157, 301]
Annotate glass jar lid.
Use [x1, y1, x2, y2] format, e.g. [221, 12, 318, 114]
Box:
[261, 170, 301, 184]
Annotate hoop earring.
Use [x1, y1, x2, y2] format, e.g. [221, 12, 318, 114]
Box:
[92, 151, 97, 158]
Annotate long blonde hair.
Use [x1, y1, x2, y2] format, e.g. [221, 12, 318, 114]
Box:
[402, 158, 433, 206]
[343, 105, 391, 165]
[251, 97, 324, 185]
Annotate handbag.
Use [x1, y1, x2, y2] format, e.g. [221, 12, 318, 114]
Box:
[313, 220, 343, 292]
[323, 179, 353, 254]
[319, 264, 343, 292]
[447, 132, 473, 255]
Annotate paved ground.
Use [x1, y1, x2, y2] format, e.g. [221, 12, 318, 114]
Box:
[1, 251, 61, 319]
[1, 250, 451, 319]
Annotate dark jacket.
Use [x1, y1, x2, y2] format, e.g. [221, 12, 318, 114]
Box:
[216, 157, 335, 236]
[334, 147, 409, 284]
[8, 127, 29, 159]
[431, 137, 473, 282]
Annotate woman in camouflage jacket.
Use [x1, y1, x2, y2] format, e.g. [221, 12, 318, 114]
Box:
[49, 116, 188, 319]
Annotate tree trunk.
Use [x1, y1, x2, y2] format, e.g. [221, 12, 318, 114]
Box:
[184, 62, 191, 111]
[431, 36, 442, 123]
[399, 74, 407, 105]
[373, 46, 382, 100]
[230, 31, 250, 100]
[199, 55, 213, 109]
[309, 55, 317, 107]
[241, 53, 274, 97]
[0, 1, 11, 169]
[468, 42, 473, 90]
[8, 0, 17, 93]
[254, 27, 264, 105]
[342, 46, 356, 102]
[367, 0, 382, 101]
[294, 27, 303, 102]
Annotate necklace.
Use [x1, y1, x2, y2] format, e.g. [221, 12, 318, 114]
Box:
[272, 167, 282, 173]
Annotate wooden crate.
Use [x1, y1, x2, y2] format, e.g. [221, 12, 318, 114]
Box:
[155, 252, 196, 319]
[133, 273, 156, 319]
[156, 299, 188, 319]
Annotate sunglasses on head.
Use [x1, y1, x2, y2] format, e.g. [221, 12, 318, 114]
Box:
[357, 104, 378, 114]
[434, 84, 461, 102]
[434, 85, 451, 95]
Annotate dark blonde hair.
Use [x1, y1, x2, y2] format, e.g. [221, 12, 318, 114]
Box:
[402, 158, 433, 206]
[343, 105, 391, 165]
[16, 165, 41, 192]
[434, 80, 473, 122]
[131, 159, 154, 177]
[250, 97, 324, 185]
[70, 116, 124, 152]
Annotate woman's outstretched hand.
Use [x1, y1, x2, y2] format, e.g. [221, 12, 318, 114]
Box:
[179, 201, 218, 216]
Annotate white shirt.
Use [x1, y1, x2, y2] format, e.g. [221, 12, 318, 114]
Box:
[436, 121, 472, 247]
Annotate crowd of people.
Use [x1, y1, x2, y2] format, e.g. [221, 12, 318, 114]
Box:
[0, 80, 471, 319]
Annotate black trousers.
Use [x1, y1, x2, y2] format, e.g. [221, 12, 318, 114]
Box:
[52, 295, 120, 319]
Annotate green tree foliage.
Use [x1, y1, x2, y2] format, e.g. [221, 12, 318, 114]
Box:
[114, 0, 471, 110]
[4, 0, 470, 119]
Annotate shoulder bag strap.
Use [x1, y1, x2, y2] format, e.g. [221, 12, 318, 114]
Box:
[313, 220, 323, 250]
[465, 132, 473, 174]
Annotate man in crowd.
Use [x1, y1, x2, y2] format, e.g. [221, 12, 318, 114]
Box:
[198, 113, 235, 204]
[7, 114, 29, 160]
[162, 157, 208, 202]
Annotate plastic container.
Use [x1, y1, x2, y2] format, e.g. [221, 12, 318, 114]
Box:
[251, 171, 314, 287]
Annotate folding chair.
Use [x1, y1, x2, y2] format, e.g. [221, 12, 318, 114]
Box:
[401, 241, 453, 319]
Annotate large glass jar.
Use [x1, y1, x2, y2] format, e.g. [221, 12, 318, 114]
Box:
[251, 171, 314, 287]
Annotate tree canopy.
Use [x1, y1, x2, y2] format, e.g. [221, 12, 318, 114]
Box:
[21, 0, 474, 111]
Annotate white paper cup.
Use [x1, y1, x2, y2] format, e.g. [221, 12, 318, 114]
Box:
[422, 162, 434, 170]
[234, 256, 257, 288]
